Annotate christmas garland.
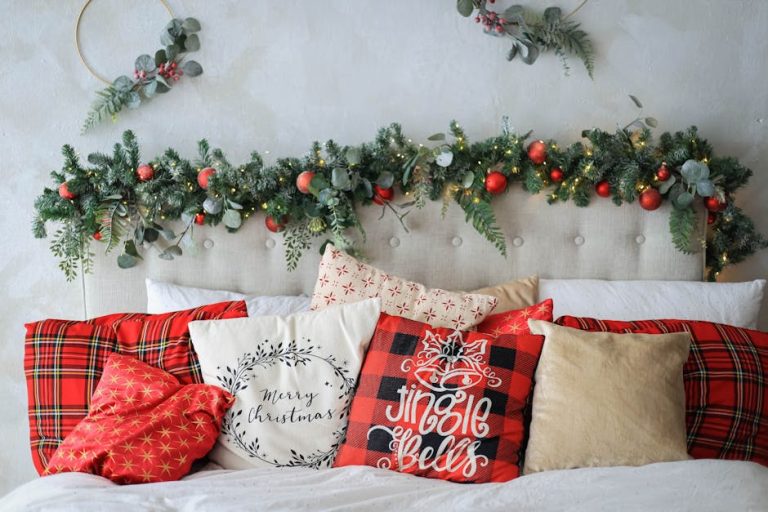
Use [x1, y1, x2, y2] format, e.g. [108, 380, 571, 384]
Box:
[33, 112, 766, 282]
[456, 0, 595, 77]
[80, 17, 203, 133]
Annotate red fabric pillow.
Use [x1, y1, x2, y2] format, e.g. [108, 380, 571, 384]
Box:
[334, 313, 544, 483]
[475, 299, 553, 336]
[45, 353, 233, 484]
[556, 316, 768, 465]
[23, 300, 247, 474]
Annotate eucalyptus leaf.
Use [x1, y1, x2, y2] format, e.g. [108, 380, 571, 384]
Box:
[456, 0, 474, 17]
[155, 49, 167, 66]
[181, 212, 195, 224]
[143, 227, 159, 243]
[518, 40, 540, 64]
[345, 147, 362, 166]
[361, 178, 373, 198]
[182, 60, 203, 77]
[427, 133, 446, 141]
[113, 76, 133, 92]
[223, 209, 242, 229]
[167, 245, 182, 256]
[644, 117, 658, 128]
[134, 224, 145, 244]
[331, 167, 351, 190]
[160, 30, 175, 47]
[182, 17, 201, 32]
[462, 171, 475, 188]
[117, 253, 138, 268]
[681, 159, 709, 183]
[155, 74, 170, 87]
[696, 179, 715, 197]
[160, 227, 175, 240]
[436, 149, 453, 167]
[124, 240, 142, 259]
[125, 91, 141, 109]
[673, 191, 694, 209]
[166, 44, 179, 61]
[142, 79, 158, 98]
[227, 200, 243, 210]
[543, 6, 562, 22]
[155, 82, 171, 94]
[203, 197, 223, 214]
[166, 19, 183, 37]
[629, 95, 643, 109]
[309, 175, 330, 195]
[376, 171, 394, 189]
[135, 54, 156, 73]
[184, 34, 200, 52]
[658, 175, 676, 195]
[318, 188, 336, 205]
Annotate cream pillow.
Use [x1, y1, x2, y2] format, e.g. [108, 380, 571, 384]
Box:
[524, 320, 691, 474]
[471, 275, 538, 312]
[310, 245, 497, 329]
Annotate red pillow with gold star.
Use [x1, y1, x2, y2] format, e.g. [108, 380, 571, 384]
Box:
[474, 299, 554, 336]
[45, 353, 233, 484]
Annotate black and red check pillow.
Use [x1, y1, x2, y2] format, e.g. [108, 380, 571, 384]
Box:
[556, 316, 768, 466]
[334, 313, 544, 483]
[23, 300, 247, 474]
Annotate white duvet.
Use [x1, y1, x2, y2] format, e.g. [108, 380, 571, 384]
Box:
[2, 460, 766, 512]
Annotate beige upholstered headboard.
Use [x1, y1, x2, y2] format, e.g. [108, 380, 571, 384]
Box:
[83, 189, 705, 317]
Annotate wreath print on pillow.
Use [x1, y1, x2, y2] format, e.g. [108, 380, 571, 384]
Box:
[334, 313, 544, 483]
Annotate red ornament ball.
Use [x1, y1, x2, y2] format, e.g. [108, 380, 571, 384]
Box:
[484, 171, 507, 195]
[655, 164, 671, 182]
[549, 168, 564, 183]
[707, 212, 717, 225]
[58, 182, 77, 200]
[197, 167, 216, 190]
[265, 215, 286, 233]
[705, 196, 727, 212]
[372, 185, 394, 205]
[296, 171, 316, 194]
[639, 188, 662, 211]
[527, 140, 548, 165]
[595, 180, 611, 197]
[136, 164, 154, 182]
[194, 213, 205, 225]
[92, 231, 102, 241]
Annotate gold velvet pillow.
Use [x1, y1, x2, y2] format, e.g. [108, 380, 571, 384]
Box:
[470, 275, 538, 313]
[524, 320, 691, 474]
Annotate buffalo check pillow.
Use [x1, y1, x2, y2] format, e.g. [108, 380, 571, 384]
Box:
[310, 245, 498, 330]
[333, 313, 544, 483]
[23, 300, 247, 474]
[556, 316, 768, 466]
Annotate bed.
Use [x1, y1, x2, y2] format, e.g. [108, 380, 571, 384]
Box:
[4, 190, 767, 511]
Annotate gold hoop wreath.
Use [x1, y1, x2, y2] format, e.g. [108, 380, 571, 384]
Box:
[76, 0, 203, 133]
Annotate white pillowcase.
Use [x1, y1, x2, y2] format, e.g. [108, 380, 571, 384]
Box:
[539, 279, 766, 329]
[145, 278, 310, 317]
[189, 298, 382, 470]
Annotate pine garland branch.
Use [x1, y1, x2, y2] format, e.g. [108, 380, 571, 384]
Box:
[669, 206, 699, 254]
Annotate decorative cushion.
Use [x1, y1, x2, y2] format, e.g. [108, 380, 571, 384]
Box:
[23, 301, 247, 474]
[146, 278, 311, 316]
[310, 245, 497, 329]
[524, 320, 691, 473]
[333, 313, 544, 483]
[540, 279, 766, 329]
[475, 299, 553, 336]
[188, 299, 382, 470]
[470, 275, 538, 313]
[45, 353, 233, 484]
[556, 316, 768, 465]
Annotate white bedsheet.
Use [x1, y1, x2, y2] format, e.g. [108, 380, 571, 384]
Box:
[2, 460, 766, 512]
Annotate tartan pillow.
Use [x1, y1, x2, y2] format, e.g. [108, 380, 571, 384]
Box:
[23, 300, 247, 474]
[555, 316, 768, 465]
[475, 299, 553, 336]
[333, 313, 544, 482]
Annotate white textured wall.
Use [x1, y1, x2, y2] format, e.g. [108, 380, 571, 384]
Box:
[0, 0, 766, 495]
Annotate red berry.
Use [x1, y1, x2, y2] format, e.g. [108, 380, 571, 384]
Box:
[549, 168, 564, 182]
[93, 231, 102, 241]
[495, 25, 504, 33]
[707, 212, 717, 225]
[639, 188, 662, 211]
[475, 16, 480, 22]
[197, 167, 216, 189]
[372, 185, 394, 205]
[484, 171, 507, 195]
[194, 213, 205, 225]
[296, 171, 316, 194]
[595, 180, 611, 198]
[58, 182, 77, 200]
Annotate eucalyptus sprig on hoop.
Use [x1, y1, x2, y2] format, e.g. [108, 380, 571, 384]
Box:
[79, 15, 203, 134]
[457, 0, 595, 77]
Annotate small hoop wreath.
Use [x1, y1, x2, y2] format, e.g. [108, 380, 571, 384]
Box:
[76, 0, 204, 134]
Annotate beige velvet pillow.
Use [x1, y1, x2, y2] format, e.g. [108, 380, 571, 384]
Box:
[310, 245, 498, 329]
[524, 320, 691, 474]
[470, 275, 538, 312]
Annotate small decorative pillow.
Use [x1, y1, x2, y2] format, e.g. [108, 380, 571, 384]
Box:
[333, 313, 545, 483]
[470, 275, 538, 313]
[23, 300, 247, 474]
[524, 320, 691, 474]
[475, 299, 553, 336]
[45, 353, 233, 484]
[189, 299, 382, 470]
[310, 245, 497, 329]
[556, 316, 768, 465]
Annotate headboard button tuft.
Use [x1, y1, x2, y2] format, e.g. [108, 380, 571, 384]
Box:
[574, 235, 585, 246]
[451, 236, 463, 247]
[512, 236, 524, 247]
[635, 235, 646, 245]
[265, 239, 276, 249]
[203, 239, 214, 249]
[389, 236, 400, 248]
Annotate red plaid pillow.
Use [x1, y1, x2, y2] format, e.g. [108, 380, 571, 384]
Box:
[475, 299, 553, 336]
[23, 300, 247, 474]
[334, 313, 544, 482]
[556, 316, 768, 465]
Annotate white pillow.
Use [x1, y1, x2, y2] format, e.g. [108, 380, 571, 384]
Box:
[145, 278, 311, 317]
[539, 279, 766, 329]
[189, 298, 382, 470]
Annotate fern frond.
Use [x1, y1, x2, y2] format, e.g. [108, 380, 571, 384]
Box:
[556, 23, 595, 78]
[97, 200, 129, 253]
[462, 200, 507, 256]
[82, 86, 128, 134]
[669, 206, 699, 254]
[283, 221, 312, 271]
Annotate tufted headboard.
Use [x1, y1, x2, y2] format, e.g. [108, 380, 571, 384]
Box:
[83, 189, 705, 317]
